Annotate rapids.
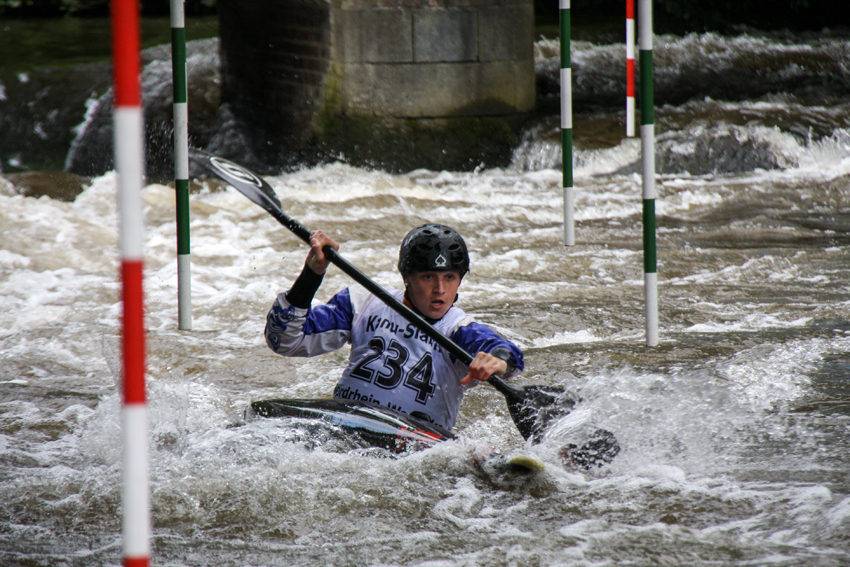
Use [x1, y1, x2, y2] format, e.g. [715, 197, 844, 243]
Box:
[1, 23, 849, 567]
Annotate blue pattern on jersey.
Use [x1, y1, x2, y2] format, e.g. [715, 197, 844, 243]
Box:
[266, 303, 298, 352]
[303, 288, 354, 335]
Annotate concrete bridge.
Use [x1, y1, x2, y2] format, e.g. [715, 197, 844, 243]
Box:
[217, 0, 535, 172]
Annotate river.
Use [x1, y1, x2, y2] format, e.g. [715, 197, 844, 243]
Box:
[1, 19, 849, 567]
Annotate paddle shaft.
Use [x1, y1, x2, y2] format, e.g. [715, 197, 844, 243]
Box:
[189, 150, 521, 400]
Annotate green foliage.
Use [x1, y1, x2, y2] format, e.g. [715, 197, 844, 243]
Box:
[656, 0, 840, 32]
[0, 0, 95, 16]
[536, 0, 845, 33]
[0, 0, 217, 17]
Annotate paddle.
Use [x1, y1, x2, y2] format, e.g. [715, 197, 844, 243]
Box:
[189, 149, 575, 441]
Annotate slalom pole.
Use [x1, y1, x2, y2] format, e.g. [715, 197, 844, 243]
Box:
[560, 0, 574, 246]
[626, 0, 636, 137]
[639, 0, 658, 346]
[111, 0, 150, 565]
[171, 0, 192, 330]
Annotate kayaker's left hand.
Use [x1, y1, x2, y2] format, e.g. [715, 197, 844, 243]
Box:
[461, 352, 508, 385]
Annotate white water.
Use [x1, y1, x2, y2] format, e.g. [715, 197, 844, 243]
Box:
[2, 31, 850, 566]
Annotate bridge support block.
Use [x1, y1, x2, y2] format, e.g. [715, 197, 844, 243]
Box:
[218, 0, 534, 172]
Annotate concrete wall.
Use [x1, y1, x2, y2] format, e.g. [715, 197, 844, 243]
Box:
[330, 0, 534, 118]
[218, 0, 534, 172]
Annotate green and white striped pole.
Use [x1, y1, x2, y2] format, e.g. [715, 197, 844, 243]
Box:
[171, 0, 192, 330]
[639, 0, 658, 346]
[560, 0, 574, 246]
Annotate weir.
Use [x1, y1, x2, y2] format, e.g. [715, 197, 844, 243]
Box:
[217, 0, 535, 172]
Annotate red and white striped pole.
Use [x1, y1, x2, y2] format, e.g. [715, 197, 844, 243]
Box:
[111, 1, 150, 566]
[626, 0, 636, 137]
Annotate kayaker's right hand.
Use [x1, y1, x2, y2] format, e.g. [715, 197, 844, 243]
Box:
[306, 230, 339, 275]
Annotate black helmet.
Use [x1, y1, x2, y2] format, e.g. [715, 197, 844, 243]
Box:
[398, 224, 470, 276]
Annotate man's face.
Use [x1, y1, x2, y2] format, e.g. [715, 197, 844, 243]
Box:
[404, 270, 462, 319]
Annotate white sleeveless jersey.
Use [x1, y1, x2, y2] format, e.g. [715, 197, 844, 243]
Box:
[265, 285, 523, 430]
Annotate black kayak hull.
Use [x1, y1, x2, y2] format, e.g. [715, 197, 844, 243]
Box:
[246, 398, 454, 454]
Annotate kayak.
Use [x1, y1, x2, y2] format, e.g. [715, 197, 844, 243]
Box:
[246, 398, 547, 474]
[192, 150, 616, 469]
[193, 149, 616, 469]
[246, 398, 619, 470]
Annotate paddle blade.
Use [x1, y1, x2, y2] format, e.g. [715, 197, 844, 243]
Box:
[189, 149, 283, 216]
[496, 382, 577, 442]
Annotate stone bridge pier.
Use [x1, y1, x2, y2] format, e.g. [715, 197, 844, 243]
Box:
[217, 0, 534, 172]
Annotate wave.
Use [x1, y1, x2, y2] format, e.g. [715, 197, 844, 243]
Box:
[536, 31, 850, 109]
[511, 116, 850, 176]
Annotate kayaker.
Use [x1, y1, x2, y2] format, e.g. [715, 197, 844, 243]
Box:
[264, 223, 524, 431]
